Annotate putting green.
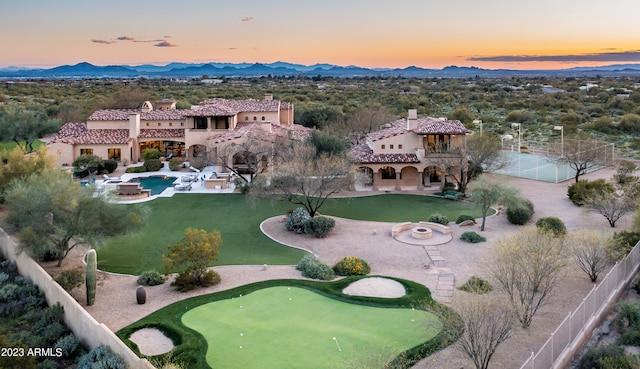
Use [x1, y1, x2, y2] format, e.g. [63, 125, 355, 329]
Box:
[182, 286, 441, 369]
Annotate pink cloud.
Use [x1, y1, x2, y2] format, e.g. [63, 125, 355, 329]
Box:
[91, 39, 115, 44]
[241, 17, 254, 22]
[154, 41, 177, 47]
[117, 36, 135, 41]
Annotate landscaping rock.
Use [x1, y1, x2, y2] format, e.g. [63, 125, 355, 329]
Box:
[459, 219, 476, 227]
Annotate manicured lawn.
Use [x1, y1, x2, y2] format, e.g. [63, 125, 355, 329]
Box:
[99, 193, 488, 275]
[118, 277, 459, 369]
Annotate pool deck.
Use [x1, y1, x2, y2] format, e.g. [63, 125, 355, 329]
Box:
[94, 163, 237, 203]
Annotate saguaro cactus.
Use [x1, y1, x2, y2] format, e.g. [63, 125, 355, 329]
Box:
[86, 249, 97, 306]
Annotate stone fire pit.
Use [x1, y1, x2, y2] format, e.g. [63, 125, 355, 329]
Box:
[411, 227, 433, 239]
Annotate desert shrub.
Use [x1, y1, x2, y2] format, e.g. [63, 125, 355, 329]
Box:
[77, 345, 126, 369]
[144, 158, 163, 171]
[333, 256, 371, 276]
[455, 215, 476, 224]
[141, 148, 162, 161]
[125, 166, 148, 173]
[428, 213, 449, 225]
[460, 231, 486, 243]
[37, 359, 58, 369]
[54, 268, 84, 292]
[506, 199, 534, 225]
[579, 344, 633, 369]
[41, 321, 67, 343]
[606, 231, 640, 261]
[168, 157, 184, 171]
[54, 334, 80, 358]
[102, 159, 118, 173]
[285, 208, 311, 234]
[137, 270, 165, 286]
[303, 216, 336, 238]
[535, 217, 567, 237]
[172, 270, 221, 292]
[457, 276, 493, 294]
[567, 179, 614, 206]
[443, 182, 455, 191]
[296, 254, 335, 280]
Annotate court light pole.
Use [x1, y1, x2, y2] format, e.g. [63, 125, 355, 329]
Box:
[511, 123, 521, 152]
[553, 125, 564, 157]
[511, 123, 521, 173]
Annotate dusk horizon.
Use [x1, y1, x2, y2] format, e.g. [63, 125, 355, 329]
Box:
[2, 0, 640, 71]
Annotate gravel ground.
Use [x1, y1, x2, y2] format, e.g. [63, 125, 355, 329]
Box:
[48, 168, 629, 369]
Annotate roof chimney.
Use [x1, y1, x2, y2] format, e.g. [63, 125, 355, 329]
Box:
[407, 109, 418, 130]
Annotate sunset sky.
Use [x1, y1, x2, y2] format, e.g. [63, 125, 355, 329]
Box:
[2, 0, 639, 70]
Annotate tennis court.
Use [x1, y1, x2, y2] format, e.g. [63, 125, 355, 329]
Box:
[493, 151, 600, 183]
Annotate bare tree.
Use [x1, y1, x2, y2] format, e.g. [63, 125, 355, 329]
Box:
[488, 227, 567, 328]
[567, 230, 610, 282]
[556, 136, 608, 183]
[261, 143, 356, 217]
[437, 134, 506, 195]
[333, 102, 395, 146]
[584, 188, 637, 227]
[453, 294, 516, 369]
[206, 126, 291, 183]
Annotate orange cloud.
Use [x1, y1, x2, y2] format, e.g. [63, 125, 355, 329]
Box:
[241, 17, 254, 22]
[91, 39, 115, 45]
[154, 41, 177, 47]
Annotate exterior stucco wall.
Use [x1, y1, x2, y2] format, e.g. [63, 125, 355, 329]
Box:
[48, 141, 75, 167]
[86, 120, 129, 130]
[237, 111, 279, 124]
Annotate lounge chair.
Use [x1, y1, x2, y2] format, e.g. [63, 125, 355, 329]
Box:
[103, 174, 121, 181]
[174, 182, 192, 191]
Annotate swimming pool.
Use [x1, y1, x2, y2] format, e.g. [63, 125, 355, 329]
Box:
[128, 176, 177, 195]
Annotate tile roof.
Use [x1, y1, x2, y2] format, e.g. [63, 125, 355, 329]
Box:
[88, 109, 188, 121]
[199, 98, 281, 113]
[139, 129, 185, 138]
[50, 122, 131, 145]
[208, 122, 311, 144]
[367, 117, 470, 141]
[351, 144, 421, 164]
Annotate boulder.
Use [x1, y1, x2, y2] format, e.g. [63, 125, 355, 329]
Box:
[459, 219, 476, 227]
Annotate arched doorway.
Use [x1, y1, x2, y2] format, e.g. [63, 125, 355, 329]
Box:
[424, 165, 442, 187]
[232, 151, 257, 174]
[358, 166, 374, 186]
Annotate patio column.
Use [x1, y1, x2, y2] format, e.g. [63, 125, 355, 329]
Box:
[418, 171, 425, 189]
[395, 171, 401, 191]
[372, 171, 378, 190]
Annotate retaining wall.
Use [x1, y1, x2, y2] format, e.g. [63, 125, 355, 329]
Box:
[0, 229, 154, 369]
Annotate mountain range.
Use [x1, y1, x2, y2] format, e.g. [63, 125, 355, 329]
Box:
[2, 61, 640, 79]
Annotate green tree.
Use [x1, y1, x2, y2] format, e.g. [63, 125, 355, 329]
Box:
[0, 146, 53, 201]
[307, 129, 349, 157]
[72, 154, 105, 175]
[450, 105, 474, 126]
[5, 169, 146, 266]
[469, 175, 518, 231]
[163, 228, 222, 290]
[0, 107, 61, 153]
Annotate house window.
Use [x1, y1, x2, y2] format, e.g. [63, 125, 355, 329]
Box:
[253, 116, 257, 121]
[194, 117, 207, 129]
[262, 116, 265, 121]
[181, 122, 184, 126]
[80, 149, 93, 155]
[380, 166, 396, 180]
[108, 148, 121, 161]
[146, 122, 149, 126]
[399, 144, 403, 149]
[390, 144, 394, 149]
[245, 116, 249, 121]
[158, 123, 161, 126]
[381, 144, 386, 149]
[169, 122, 172, 126]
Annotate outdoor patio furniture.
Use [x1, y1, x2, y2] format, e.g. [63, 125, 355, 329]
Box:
[103, 174, 121, 181]
[174, 183, 192, 191]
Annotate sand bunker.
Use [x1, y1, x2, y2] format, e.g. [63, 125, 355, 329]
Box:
[342, 277, 406, 298]
[129, 328, 174, 356]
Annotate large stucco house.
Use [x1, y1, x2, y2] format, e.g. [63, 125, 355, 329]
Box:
[48, 95, 310, 170]
[352, 109, 470, 190]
